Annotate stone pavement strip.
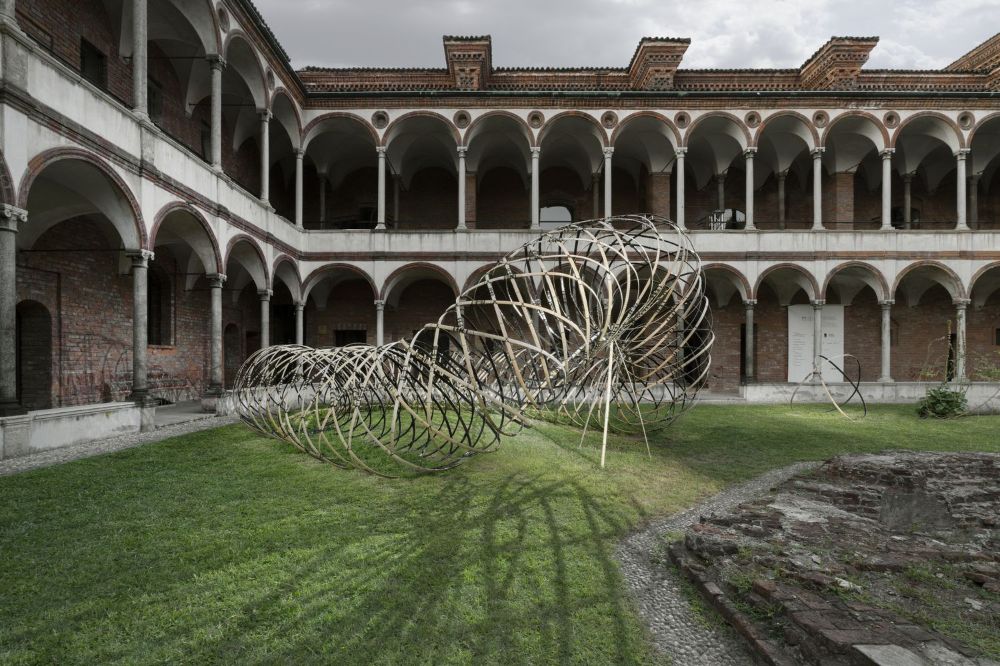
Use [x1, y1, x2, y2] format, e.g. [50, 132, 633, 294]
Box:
[616, 461, 820, 665]
[0, 415, 240, 477]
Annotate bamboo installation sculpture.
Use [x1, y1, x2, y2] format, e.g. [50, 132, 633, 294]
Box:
[234, 215, 713, 475]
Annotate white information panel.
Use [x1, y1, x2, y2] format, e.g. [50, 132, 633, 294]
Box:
[787, 304, 845, 382]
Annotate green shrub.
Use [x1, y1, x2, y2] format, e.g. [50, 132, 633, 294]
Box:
[917, 386, 968, 419]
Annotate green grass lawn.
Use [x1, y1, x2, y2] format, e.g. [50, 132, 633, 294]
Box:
[0, 404, 998, 665]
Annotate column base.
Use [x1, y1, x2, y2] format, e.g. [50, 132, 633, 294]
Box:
[878, 376, 895, 384]
[374, 223, 386, 231]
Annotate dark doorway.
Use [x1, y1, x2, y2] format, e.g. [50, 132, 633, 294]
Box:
[15, 300, 53, 410]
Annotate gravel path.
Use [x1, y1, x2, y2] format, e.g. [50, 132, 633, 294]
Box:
[0, 416, 239, 477]
[616, 460, 821, 665]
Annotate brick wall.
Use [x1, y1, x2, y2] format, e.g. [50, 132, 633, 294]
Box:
[398, 168, 458, 229]
[707, 292, 744, 391]
[477, 167, 529, 228]
[540, 167, 591, 222]
[305, 279, 377, 346]
[385, 280, 455, 343]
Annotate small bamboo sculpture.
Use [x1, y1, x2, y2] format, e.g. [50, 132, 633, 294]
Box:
[234, 215, 713, 475]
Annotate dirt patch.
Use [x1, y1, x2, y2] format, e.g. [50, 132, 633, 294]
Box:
[669, 452, 1000, 665]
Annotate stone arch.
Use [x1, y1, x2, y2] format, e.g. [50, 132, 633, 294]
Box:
[221, 30, 268, 111]
[892, 260, 966, 302]
[269, 88, 303, 149]
[302, 263, 378, 303]
[149, 201, 223, 273]
[683, 111, 752, 149]
[382, 111, 462, 148]
[223, 234, 270, 291]
[969, 261, 1000, 308]
[302, 112, 380, 151]
[968, 111, 1000, 145]
[822, 261, 890, 303]
[892, 112, 964, 151]
[610, 111, 681, 147]
[380, 262, 460, 303]
[820, 111, 889, 150]
[18, 147, 146, 250]
[463, 111, 535, 148]
[754, 263, 820, 302]
[753, 111, 819, 149]
[703, 263, 751, 307]
[272, 254, 303, 302]
[537, 111, 609, 148]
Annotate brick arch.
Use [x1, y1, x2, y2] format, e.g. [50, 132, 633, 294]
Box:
[537, 111, 609, 147]
[301, 112, 379, 152]
[891, 260, 966, 300]
[269, 88, 304, 148]
[753, 262, 820, 301]
[380, 262, 460, 301]
[223, 233, 270, 289]
[271, 254, 302, 293]
[820, 111, 890, 150]
[821, 261, 890, 302]
[302, 263, 377, 302]
[753, 111, 820, 149]
[891, 111, 965, 151]
[969, 261, 1000, 296]
[967, 111, 1000, 146]
[463, 110, 535, 148]
[703, 263, 752, 302]
[149, 201, 223, 273]
[610, 111, 681, 147]
[683, 111, 752, 149]
[382, 111, 462, 148]
[18, 147, 147, 250]
[460, 261, 529, 292]
[0, 148, 14, 206]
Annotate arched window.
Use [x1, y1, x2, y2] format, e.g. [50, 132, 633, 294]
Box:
[147, 264, 172, 346]
[16, 300, 53, 411]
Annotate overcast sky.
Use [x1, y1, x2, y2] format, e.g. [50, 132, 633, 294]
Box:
[254, 0, 1000, 71]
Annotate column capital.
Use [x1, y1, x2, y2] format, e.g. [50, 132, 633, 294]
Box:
[969, 172, 982, 183]
[530, 146, 541, 157]
[880, 148, 895, 159]
[207, 273, 227, 287]
[777, 168, 789, 179]
[259, 110, 272, 123]
[457, 146, 468, 157]
[953, 298, 971, 309]
[376, 146, 387, 157]
[206, 54, 227, 71]
[743, 147, 757, 158]
[258, 289, 273, 301]
[602, 146, 615, 159]
[374, 299, 386, 311]
[811, 299, 826, 308]
[810, 147, 825, 158]
[294, 148, 305, 159]
[954, 148, 971, 160]
[743, 299, 757, 308]
[0, 204, 27, 232]
[294, 301, 305, 312]
[675, 147, 688, 157]
[903, 171, 916, 182]
[127, 249, 154, 266]
[879, 299, 895, 308]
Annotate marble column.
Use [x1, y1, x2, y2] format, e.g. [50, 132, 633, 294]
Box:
[393, 174, 400, 224]
[956, 149, 969, 230]
[676, 148, 686, 229]
[811, 148, 824, 230]
[376, 147, 387, 230]
[744, 148, 756, 230]
[716, 171, 726, 211]
[375, 299, 385, 346]
[0, 205, 27, 415]
[955, 299, 968, 381]
[259, 111, 271, 203]
[880, 149, 893, 230]
[318, 170, 327, 224]
[744, 299, 755, 382]
[207, 274, 225, 392]
[208, 56, 225, 169]
[603, 147, 614, 218]
[777, 170, 788, 229]
[130, 250, 154, 403]
[294, 149, 304, 227]
[457, 146, 467, 230]
[530, 147, 540, 229]
[131, 0, 147, 117]
[879, 300, 893, 382]
[812, 300, 824, 377]
[294, 302, 304, 345]
[592, 173, 600, 219]
[259, 290, 271, 349]
[903, 173, 913, 230]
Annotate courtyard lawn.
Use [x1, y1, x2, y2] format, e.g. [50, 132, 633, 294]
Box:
[0, 405, 998, 665]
